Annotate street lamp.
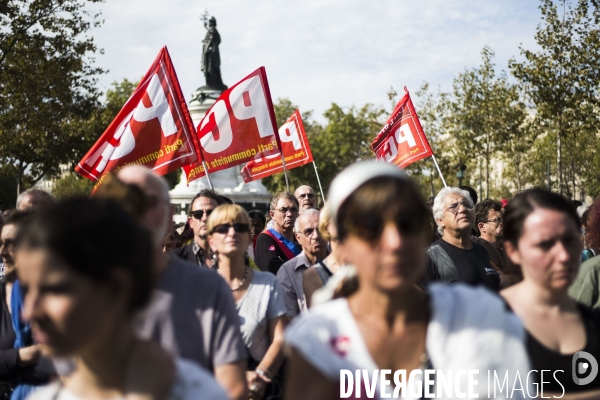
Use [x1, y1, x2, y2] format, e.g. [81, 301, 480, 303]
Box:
[456, 163, 467, 186]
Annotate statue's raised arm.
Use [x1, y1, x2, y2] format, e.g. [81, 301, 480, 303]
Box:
[201, 16, 227, 91]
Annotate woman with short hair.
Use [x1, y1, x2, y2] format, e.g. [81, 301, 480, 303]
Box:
[208, 204, 288, 400]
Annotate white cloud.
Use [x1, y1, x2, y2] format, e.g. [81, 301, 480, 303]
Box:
[87, 0, 541, 122]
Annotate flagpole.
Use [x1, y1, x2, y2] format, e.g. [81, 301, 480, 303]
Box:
[430, 154, 447, 188]
[202, 161, 214, 190]
[281, 153, 290, 192]
[312, 161, 325, 201]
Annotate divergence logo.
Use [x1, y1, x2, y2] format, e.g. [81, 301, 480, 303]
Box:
[572, 351, 598, 385]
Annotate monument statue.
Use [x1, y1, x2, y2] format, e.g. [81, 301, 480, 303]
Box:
[170, 13, 271, 222]
[201, 17, 227, 91]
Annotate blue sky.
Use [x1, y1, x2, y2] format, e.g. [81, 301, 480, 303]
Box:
[88, 0, 542, 122]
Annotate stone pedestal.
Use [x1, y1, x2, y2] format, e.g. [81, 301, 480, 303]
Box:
[169, 87, 272, 223]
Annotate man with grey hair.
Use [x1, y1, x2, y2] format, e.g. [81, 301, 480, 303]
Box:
[16, 188, 54, 211]
[255, 191, 301, 273]
[424, 186, 499, 292]
[117, 166, 248, 400]
[276, 208, 327, 316]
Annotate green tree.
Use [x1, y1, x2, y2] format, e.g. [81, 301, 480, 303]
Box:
[312, 103, 382, 194]
[52, 173, 94, 199]
[447, 47, 526, 199]
[509, 0, 600, 197]
[0, 0, 104, 193]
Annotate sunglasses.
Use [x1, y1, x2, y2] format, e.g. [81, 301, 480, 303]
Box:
[211, 223, 250, 235]
[275, 207, 299, 214]
[190, 209, 214, 220]
[0, 239, 14, 250]
[346, 214, 424, 243]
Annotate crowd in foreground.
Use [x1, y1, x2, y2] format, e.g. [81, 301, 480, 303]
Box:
[0, 160, 598, 399]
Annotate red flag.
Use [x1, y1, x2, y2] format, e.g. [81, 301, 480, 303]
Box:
[183, 67, 281, 183]
[370, 87, 433, 168]
[75, 47, 201, 188]
[240, 110, 313, 183]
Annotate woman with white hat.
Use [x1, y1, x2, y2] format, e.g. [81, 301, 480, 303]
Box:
[284, 160, 531, 400]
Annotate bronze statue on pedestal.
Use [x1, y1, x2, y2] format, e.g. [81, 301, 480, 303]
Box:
[201, 16, 227, 91]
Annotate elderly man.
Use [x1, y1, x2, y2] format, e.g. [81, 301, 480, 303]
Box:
[425, 187, 499, 292]
[276, 209, 328, 315]
[117, 166, 247, 400]
[294, 185, 317, 210]
[255, 192, 301, 274]
[473, 199, 518, 289]
[172, 189, 221, 268]
[16, 189, 54, 211]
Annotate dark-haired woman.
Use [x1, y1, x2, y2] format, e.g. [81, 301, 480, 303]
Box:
[284, 160, 530, 400]
[16, 197, 226, 400]
[0, 211, 54, 400]
[502, 189, 600, 398]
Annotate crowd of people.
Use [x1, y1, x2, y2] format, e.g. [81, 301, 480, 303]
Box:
[0, 161, 598, 399]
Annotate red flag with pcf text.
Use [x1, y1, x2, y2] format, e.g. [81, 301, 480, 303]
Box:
[370, 87, 433, 168]
[182, 67, 281, 183]
[240, 110, 313, 183]
[75, 47, 201, 188]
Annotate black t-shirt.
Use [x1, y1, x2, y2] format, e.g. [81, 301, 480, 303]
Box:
[254, 233, 293, 274]
[527, 303, 600, 393]
[425, 239, 500, 292]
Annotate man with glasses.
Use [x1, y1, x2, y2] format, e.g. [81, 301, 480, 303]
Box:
[294, 185, 317, 210]
[424, 187, 500, 292]
[277, 209, 327, 315]
[172, 190, 222, 268]
[255, 192, 301, 274]
[474, 199, 519, 289]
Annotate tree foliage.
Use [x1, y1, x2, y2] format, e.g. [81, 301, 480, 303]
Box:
[408, 83, 453, 198]
[446, 47, 526, 199]
[52, 173, 94, 199]
[0, 0, 104, 191]
[510, 0, 600, 197]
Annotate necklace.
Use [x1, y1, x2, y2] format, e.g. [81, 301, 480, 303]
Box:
[231, 265, 249, 291]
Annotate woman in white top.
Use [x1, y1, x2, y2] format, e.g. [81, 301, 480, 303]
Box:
[207, 204, 288, 400]
[284, 160, 531, 400]
[15, 197, 226, 400]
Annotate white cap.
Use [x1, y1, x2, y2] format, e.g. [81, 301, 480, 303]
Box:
[326, 160, 408, 226]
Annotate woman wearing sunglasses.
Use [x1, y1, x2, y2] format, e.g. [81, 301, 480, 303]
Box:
[207, 205, 289, 400]
[18, 197, 226, 400]
[284, 161, 530, 400]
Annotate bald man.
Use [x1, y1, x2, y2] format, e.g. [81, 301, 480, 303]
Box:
[294, 185, 317, 210]
[117, 166, 248, 400]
